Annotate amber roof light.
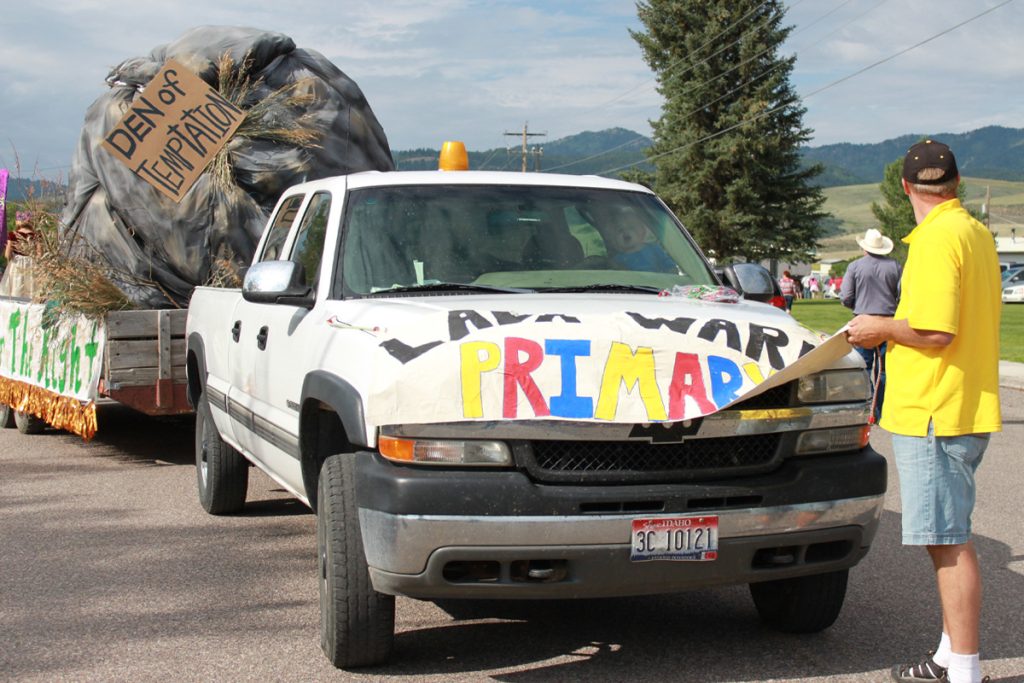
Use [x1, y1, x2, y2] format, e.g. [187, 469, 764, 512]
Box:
[438, 141, 469, 171]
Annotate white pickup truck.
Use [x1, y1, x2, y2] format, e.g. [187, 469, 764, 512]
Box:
[185, 167, 885, 668]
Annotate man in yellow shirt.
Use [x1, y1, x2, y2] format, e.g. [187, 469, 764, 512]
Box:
[848, 140, 1001, 683]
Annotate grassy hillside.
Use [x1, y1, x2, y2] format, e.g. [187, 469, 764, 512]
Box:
[817, 176, 1024, 259]
[803, 126, 1024, 186]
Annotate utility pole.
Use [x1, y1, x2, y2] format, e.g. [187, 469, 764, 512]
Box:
[983, 185, 991, 231]
[505, 122, 546, 172]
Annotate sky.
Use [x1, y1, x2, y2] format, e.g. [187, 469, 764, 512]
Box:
[1, 0, 1022, 177]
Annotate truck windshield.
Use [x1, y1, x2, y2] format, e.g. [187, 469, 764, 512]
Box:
[335, 184, 717, 296]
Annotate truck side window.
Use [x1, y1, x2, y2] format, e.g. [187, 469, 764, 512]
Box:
[259, 194, 305, 262]
[290, 192, 332, 290]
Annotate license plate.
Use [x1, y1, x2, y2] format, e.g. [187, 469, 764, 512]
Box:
[630, 516, 719, 561]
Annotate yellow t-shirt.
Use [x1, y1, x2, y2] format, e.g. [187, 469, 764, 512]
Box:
[880, 199, 1002, 436]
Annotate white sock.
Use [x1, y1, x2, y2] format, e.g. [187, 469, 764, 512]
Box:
[933, 632, 951, 667]
[946, 651, 982, 683]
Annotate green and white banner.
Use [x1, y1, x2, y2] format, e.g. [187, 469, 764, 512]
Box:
[0, 300, 106, 438]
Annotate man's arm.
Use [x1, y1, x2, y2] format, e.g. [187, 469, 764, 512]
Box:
[846, 314, 953, 349]
[839, 265, 857, 310]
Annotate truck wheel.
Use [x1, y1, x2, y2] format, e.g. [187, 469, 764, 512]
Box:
[0, 404, 15, 429]
[14, 410, 46, 434]
[318, 454, 395, 668]
[195, 390, 248, 514]
[749, 569, 848, 633]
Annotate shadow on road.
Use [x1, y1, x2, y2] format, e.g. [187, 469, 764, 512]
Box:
[364, 509, 1024, 681]
[30, 402, 199, 467]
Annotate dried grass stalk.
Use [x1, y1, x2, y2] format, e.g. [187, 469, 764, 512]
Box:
[209, 51, 322, 196]
[28, 212, 133, 317]
[206, 242, 244, 288]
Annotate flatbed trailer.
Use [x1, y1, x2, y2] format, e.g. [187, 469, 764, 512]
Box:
[100, 309, 191, 416]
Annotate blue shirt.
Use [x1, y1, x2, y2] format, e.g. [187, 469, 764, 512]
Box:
[611, 243, 678, 273]
[840, 254, 902, 315]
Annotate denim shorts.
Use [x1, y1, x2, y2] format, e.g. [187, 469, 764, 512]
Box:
[892, 423, 989, 545]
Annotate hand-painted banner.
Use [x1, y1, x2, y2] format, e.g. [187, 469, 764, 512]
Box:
[365, 307, 853, 426]
[0, 300, 107, 438]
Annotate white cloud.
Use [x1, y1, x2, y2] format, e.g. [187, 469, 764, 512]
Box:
[1, 0, 1021, 171]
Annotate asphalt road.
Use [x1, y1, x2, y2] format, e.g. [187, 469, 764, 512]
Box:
[2, 392, 1023, 683]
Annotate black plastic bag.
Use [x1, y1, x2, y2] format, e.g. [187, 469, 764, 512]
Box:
[62, 26, 394, 308]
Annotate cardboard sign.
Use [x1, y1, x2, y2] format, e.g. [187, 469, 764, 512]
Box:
[102, 60, 244, 202]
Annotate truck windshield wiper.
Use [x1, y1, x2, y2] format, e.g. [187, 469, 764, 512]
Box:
[537, 283, 664, 294]
[373, 282, 534, 295]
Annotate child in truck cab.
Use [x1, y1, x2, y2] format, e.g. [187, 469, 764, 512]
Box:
[603, 222, 677, 273]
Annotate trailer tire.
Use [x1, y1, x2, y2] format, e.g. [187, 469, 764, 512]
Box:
[749, 568, 848, 633]
[318, 454, 395, 668]
[0, 404, 15, 429]
[14, 410, 46, 434]
[195, 390, 248, 514]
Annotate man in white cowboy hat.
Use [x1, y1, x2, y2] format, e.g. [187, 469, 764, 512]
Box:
[840, 227, 902, 422]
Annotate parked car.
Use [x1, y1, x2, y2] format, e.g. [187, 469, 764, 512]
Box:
[1002, 265, 1024, 287]
[1003, 284, 1024, 303]
[1000, 260, 1024, 273]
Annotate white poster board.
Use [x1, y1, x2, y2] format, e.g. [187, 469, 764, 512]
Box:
[363, 307, 854, 426]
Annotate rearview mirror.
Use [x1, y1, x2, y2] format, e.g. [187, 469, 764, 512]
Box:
[242, 260, 314, 308]
[716, 262, 778, 303]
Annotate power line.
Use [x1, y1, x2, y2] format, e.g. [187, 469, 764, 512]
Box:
[548, 0, 884, 173]
[597, 0, 1018, 176]
[588, 0, 778, 116]
[476, 145, 503, 170]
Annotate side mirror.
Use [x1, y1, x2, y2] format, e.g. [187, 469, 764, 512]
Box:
[242, 260, 314, 308]
[717, 263, 778, 303]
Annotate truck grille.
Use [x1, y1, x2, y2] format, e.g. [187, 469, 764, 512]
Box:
[523, 433, 783, 484]
[729, 382, 793, 410]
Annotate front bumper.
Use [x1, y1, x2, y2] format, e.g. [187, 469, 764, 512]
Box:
[353, 448, 886, 599]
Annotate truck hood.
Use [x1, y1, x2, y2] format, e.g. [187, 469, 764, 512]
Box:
[345, 293, 857, 426]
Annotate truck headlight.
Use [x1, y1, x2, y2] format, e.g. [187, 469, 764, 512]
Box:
[378, 436, 512, 466]
[798, 369, 870, 404]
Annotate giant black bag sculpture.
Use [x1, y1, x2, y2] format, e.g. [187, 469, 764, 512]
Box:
[62, 26, 394, 308]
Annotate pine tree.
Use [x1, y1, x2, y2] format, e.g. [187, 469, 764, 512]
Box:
[631, 0, 826, 263]
[870, 159, 916, 264]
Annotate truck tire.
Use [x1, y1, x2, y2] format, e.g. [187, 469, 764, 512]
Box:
[195, 390, 248, 514]
[749, 568, 848, 633]
[14, 410, 46, 435]
[0, 404, 15, 429]
[318, 454, 395, 668]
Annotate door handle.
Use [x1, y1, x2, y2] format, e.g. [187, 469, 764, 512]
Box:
[231, 320, 241, 342]
[256, 326, 269, 351]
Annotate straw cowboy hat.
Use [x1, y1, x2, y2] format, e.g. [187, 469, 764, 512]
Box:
[857, 228, 894, 255]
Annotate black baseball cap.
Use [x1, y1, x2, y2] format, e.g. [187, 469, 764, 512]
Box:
[902, 139, 958, 185]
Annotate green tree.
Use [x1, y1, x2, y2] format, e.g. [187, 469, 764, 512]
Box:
[870, 159, 916, 264]
[630, 0, 827, 264]
[871, 157, 983, 264]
